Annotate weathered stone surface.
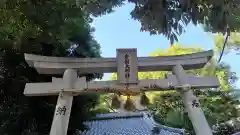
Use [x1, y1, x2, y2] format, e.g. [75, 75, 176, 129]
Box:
[24, 50, 213, 74]
[117, 48, 138, 84]
[24, 75, 219, 96]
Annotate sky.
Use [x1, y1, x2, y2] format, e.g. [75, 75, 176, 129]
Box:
[91, 3, 240, 88]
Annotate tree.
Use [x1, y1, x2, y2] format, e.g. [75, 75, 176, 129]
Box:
[76, 0, 240, 43]
[213, 122, 240, 135]
[214, 32, 240, 55]
[0, 0, 103, 134]
[109, 45, 239, 134]
[2, 0, 240, 44]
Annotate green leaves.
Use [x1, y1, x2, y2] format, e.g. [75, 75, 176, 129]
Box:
[76, 0, 124, 17]
[214, 33, 240, 55]
[6, 0, 233, 46]
[165, 110, 185, 128]
[76, 0, 240, 43]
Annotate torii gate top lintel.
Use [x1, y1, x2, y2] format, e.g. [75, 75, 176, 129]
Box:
[24, 49, 213, 75]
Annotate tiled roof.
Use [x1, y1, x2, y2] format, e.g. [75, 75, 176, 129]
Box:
[80, 112, 184, 135]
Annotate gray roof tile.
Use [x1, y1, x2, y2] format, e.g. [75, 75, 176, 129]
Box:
[81, 112, 184, 135]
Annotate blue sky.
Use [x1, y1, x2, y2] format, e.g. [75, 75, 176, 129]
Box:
[91, 3, 240, 88]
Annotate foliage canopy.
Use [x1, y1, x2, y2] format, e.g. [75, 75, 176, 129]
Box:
[76, 0, 240, 43]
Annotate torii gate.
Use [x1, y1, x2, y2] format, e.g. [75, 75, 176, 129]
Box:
[24, 48, 219, 135]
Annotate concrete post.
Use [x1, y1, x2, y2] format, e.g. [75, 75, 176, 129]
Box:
[50, 69, 77, 135]
[172, 64, 213, 135]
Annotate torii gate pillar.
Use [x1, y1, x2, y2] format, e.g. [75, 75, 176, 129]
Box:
[49, 69, 76, 135]
[173, 64, 213, 135]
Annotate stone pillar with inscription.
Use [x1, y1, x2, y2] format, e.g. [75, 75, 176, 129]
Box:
[172, 64, 213, 135]
[49, 69, 76, 135]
